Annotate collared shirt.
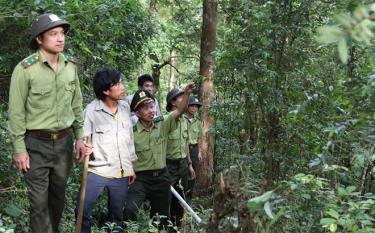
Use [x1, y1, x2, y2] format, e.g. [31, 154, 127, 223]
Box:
[133, 113, 177, 171]
[8, 50, 84, 153]
[166, 115, 189, 160]
[186, 115, 203, 145]
[84, 99, 137, 178]
[125, 93, 162, 125]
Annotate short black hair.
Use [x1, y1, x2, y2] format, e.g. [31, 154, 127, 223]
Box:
[93, 68, 122, 100]
[137, 74, 154, 87]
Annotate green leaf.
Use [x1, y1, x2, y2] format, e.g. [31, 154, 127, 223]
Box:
[346, 186, 356, 193]
[248, 191, 273, 211]
[329, 223, 338, 232]
[338, 187, 347, 196]
[320, 218, 337, 226]
[264, 201, 274, 219]
[326, 209, 340, 219]
[338, 38, 348, 64]
[4, 204, 23, 217]
[316, 26, 342, 44]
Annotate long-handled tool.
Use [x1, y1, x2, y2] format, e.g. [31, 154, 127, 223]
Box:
[170, 186, 202, 224]
[76, 135, 91, 233]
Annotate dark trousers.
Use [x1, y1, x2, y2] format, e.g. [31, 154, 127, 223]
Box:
[167, 159, 188, 227]
[76, 172, 129, 233]
[24, 131, 73, 233]
[124, 169, 171, 229]
[186, 144, 199, 204]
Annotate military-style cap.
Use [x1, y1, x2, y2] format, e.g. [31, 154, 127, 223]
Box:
[188, 96, 202, 107]
[166, 88, 184, 112]
[30, 13, 70, 49]
[130, 90, 155, 112]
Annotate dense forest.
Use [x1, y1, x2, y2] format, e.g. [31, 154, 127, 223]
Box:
[2, 0, 375, 232]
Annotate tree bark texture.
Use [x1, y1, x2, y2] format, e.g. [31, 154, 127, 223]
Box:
[196, 0, 217, 195]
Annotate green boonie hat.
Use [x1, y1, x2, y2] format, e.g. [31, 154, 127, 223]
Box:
[166, 88, 184, 112]
[188, 96, 202, 107]
[130, 90, 155, 112]
[30, 13, 70, 49]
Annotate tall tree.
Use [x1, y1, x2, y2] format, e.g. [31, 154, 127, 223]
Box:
[196, 0, 217, 194]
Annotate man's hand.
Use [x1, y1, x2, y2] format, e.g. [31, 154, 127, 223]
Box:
[184, 80, 196, 94]
[84, 142, 93, 157]
[188, 164, 196, 180]
[75, 139, 86, 162]
[128, 175, 136, 185]
[14, 152, 30, 172]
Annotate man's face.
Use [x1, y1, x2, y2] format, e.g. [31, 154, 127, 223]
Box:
[141, 81, 154, 94]
[36, 26, 65, 54]
[104, 81, 125, 101]
[187, 105, 198, 115]
[135, 101, 155, 122]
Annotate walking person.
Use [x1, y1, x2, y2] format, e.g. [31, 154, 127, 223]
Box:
[124, 81, 195, 230]
[165, 88, 196, 227]
[185, 96, 203, 204]
[76, 68, 137, 233]
[8, 13, 85, 233]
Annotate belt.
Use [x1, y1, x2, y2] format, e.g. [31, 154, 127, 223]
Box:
[26, 128, 71, 140]
[136, 168, 167, 177]
[166, 158, 186, 165]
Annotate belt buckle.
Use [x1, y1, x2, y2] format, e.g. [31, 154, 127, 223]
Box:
[51, 133, 59, 140]
[153, 171, 158, 177]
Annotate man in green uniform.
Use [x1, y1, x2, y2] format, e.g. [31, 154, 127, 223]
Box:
[8, 13, 85, 233]
[165, 88, 196, 227]
[124, 81, 195, 230]
[185, 96, 203, 204]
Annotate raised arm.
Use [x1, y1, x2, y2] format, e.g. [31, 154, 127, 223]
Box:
[174, 80, 195, 118]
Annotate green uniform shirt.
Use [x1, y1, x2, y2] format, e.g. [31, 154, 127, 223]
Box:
[166, 115, 189, 160]
[8, 50, 84, 153]
[186, 115, 203, 145]
[133, 112, 177, 171]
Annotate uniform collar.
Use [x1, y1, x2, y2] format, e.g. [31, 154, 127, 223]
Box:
[95, 99, 119, 116]
[37, 50, 67, 68]
[135, 120, 157, 133]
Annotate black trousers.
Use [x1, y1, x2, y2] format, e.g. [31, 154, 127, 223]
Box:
[124, 169, 171, 229]
[24, 131, 73, 233]
[186, 144, 199, 204]
[166, 158, 188, 227]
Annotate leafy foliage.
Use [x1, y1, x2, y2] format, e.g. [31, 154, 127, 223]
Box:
[3, 0, 375, 232]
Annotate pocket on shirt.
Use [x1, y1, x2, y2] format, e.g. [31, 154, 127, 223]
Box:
[168, 129, 179, 140]
[135, 143, 150, 153]
[29, 86, 52, 109]
[95, 126, 113, 144]
[64, 82, 75, 102]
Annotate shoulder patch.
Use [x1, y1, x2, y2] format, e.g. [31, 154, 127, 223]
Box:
[64, 54, 79, 64]
[21, 54, 39, 68]
[153, 115, 164, 123]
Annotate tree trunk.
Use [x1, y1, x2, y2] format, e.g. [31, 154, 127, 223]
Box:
[196, 0, 217, 195]
[168, 47, 177, 90]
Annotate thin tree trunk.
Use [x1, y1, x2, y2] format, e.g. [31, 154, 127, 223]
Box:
[196, 0, 217, 195]
[168, 47, 177, 90]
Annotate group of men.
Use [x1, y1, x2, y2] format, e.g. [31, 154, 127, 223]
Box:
[8, 13, 203, 233]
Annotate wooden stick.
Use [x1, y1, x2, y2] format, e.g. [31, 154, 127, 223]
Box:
[76, 135, 91, 233]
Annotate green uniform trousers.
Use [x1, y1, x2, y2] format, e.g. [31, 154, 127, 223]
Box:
[166, 158, 188, 227]
[124, 168, 171, 229]
[24, 131, 73, 233]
